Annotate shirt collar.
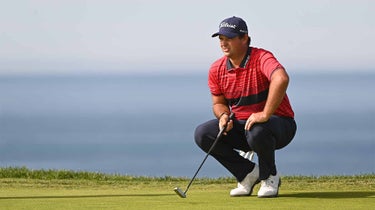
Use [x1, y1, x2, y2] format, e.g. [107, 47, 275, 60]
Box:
[226, 47, 252, 70]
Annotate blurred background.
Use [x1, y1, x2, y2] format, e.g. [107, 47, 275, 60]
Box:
[0, 0, 374, 177]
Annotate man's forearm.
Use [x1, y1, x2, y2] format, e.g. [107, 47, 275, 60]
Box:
[213, 103, 230, 119]
[211, 94, 230, 119]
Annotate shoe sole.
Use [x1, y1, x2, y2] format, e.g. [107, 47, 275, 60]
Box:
[257, 178, 281, 198]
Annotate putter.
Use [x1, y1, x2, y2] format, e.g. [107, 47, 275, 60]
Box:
[174, 113, 234, 198]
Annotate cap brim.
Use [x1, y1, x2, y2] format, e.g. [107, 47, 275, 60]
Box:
[211, 31, 238, 38]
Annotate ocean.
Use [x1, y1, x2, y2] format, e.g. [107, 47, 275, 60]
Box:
[0, 72, 374, 177]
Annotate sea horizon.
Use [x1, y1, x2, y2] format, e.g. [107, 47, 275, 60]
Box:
[0, 71, 374, 177]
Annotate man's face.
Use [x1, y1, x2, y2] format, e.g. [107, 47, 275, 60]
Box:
[218, 35, 245, 58]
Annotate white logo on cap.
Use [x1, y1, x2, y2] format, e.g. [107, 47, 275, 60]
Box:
[220, 22, 236, 29]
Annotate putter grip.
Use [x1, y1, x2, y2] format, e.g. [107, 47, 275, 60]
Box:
[217, 112, 234, 137]
[228, 112, 234, 120]
[224, 112, 234, 127]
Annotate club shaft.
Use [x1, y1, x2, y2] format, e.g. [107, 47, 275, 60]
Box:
[184, 113, 233, 194]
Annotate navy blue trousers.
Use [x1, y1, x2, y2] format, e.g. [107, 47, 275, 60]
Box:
[194, 116, 297, 182]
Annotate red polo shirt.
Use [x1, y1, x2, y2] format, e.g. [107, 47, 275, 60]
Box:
[208, 47, 294, 120]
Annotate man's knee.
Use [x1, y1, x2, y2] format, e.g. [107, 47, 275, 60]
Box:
[194, 124, 205, 148]
[194, 120, 218, 151]
[246, 125, 274, 151]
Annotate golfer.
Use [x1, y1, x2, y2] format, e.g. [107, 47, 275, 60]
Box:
[195, 16, 297, 198]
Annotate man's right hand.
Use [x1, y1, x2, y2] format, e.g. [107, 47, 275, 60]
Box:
[219, 113, 233, 135]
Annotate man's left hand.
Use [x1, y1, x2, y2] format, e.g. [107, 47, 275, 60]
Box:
[245, 112, 269, 130]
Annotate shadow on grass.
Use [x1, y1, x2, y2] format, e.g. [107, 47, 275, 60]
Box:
[0, 193, 175, 200]
[280, 191, 375, 199]
[2, 192, 374, 200]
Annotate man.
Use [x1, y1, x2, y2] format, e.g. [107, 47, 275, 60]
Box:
[194, 16, 297, 198]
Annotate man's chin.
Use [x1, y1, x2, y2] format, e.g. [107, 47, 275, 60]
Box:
[223, 51, 231, 57]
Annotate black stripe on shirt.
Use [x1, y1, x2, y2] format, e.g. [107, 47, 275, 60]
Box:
[228, 89, 269, 106]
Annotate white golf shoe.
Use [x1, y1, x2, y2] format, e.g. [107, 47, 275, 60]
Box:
[257, 173, 281, 198]
[230, 165, 259, 196]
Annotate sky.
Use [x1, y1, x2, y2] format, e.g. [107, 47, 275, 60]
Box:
[0, 0, 374, 75]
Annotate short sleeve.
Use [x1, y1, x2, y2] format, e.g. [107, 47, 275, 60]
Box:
[208, 67, 222, 96]
[260, 51, 284, 80]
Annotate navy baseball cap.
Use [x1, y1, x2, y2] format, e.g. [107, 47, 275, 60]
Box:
[212, 16, 248, 38]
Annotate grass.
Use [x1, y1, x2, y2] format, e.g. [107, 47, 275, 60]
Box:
[0, 167, 374, 210]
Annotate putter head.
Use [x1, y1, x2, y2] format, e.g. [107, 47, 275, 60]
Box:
[174, 187, 186, 198]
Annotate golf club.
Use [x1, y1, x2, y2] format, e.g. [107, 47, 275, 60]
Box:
[174, 113, 234, 198]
